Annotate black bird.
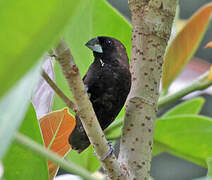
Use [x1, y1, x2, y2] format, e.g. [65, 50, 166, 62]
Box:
[69, 36, 131, 153]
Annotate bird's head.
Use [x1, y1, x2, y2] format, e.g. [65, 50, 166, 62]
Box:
[85, 36, 129, 67]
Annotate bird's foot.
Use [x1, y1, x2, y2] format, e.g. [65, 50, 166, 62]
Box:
[93, 142, 114, 160]
[102, 142, 114, 160]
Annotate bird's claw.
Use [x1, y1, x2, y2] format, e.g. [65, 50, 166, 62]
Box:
[93, 142, 114, 160]
[102, 142, 114, 160]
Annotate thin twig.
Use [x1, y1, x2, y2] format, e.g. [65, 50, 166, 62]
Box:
[14, 133, 99, 180]
[42, 70, 77, 113]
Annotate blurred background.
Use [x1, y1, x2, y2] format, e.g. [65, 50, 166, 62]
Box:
[106, 0, 212, 180]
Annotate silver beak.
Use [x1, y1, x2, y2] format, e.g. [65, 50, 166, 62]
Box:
[85, 37, 103, 53]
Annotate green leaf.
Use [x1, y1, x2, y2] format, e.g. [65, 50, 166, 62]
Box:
[162, 3, 212, 91]
[155, 115, 212, 167]
[0, 0, 84, 98]
[3, 104, 49, 180]
[0, 64, 41, 158]
[152, 141, 169, 156]
[162, 97, 205, 117]
[53, 0, 131, 110]
[105, 118, 123, 140]
[66, 146, 100, 172]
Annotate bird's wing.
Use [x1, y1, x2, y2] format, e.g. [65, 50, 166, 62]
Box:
[82, 64, 102, 99]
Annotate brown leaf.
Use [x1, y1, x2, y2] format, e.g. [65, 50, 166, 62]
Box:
[162, 3, 212, 91]
[39, 108, 76, 180]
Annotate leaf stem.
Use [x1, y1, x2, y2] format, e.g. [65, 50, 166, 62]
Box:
[207, 158, 212, 177]
[14, 132, 99, 180]
[158, 71, 212, 108]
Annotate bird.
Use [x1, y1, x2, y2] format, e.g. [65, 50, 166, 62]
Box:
[69, 36, 131, 153]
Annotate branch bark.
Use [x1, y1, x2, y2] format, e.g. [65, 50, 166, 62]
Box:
[54, 39, 126, 180]
[118, 0, 178, 179]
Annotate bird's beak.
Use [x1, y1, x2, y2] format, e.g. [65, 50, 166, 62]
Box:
[85, 37, 103, 53]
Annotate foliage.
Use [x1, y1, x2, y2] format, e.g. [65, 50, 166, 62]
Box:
[0, 0, 212, 180]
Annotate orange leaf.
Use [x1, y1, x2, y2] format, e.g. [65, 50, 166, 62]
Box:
[205, 41, 212, 48]
[162, 3, 212, 91]
[39, 108, 76, 180]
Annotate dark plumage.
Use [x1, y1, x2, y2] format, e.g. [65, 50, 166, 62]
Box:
[69, 36, 131, 152]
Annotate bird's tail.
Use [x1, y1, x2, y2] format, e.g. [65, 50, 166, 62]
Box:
[68, 115, 90, 153]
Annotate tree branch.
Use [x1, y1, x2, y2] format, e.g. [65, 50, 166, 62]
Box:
[54, 39, 126, 180]
[118, 0, 178, 179]
[42, 70, 77, 113]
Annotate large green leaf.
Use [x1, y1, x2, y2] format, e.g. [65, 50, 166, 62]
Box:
[3, 104, 49, 180]
[155, 115, 212, 167]
[162, 97, 205, 117]
[0, 64, 41, 158]
[0, 0, 84, 98]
